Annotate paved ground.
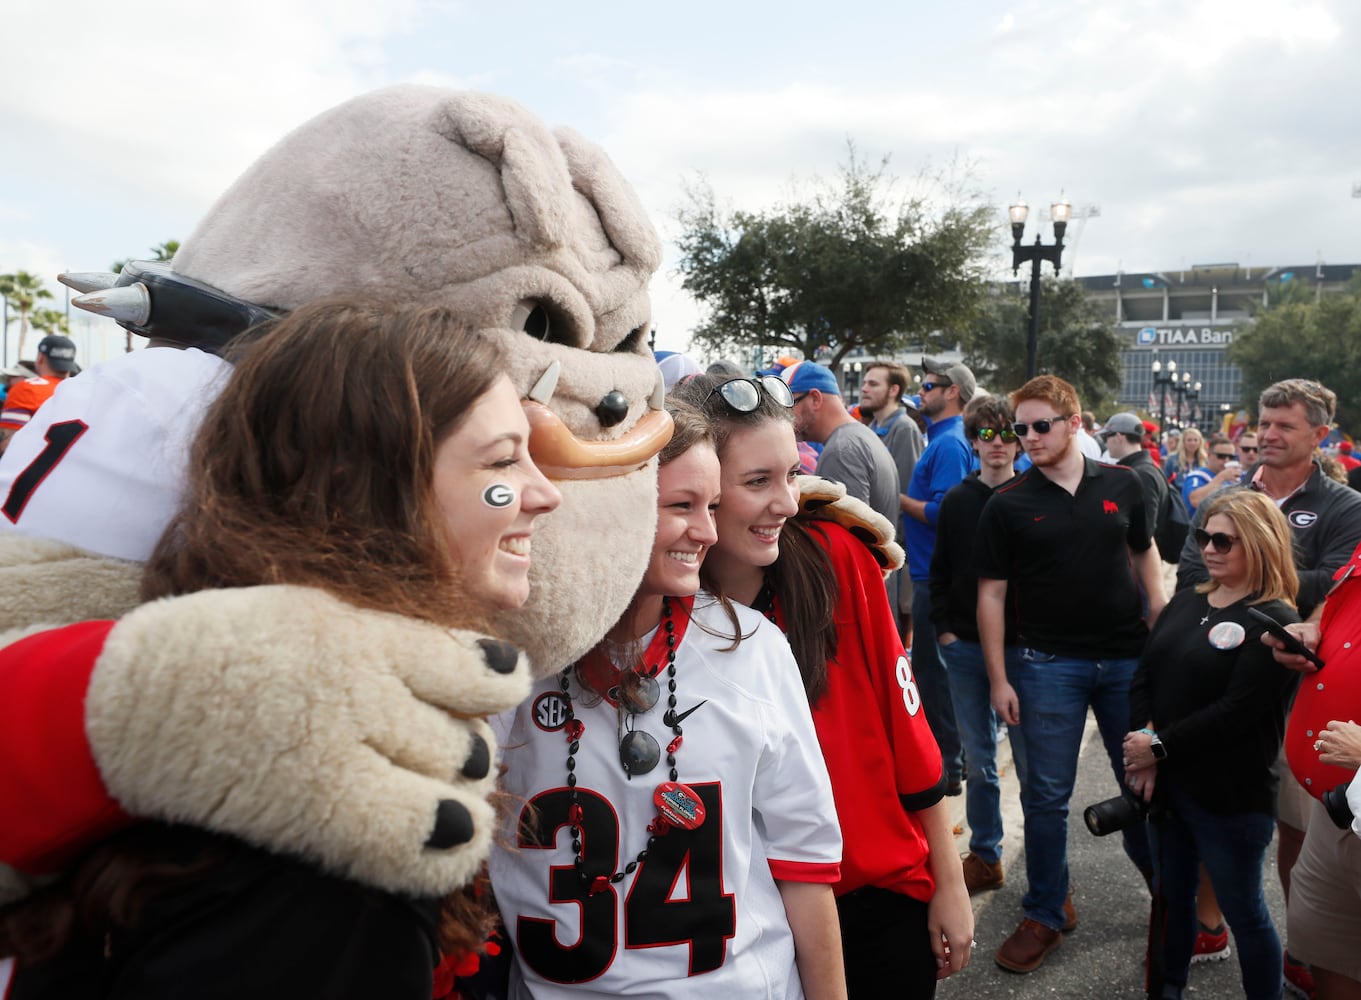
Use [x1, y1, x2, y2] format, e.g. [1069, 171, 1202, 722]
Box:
[936, 716, 1288, 999]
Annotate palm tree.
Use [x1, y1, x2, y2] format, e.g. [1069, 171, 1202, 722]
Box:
[0, 270, 53, 361]
[31, 307, 70, 337]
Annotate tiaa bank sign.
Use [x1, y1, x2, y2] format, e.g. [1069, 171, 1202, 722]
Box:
[1134, 326, 1235, 347]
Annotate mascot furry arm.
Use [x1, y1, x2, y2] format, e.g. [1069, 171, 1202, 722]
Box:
[0, 86, 666, 905]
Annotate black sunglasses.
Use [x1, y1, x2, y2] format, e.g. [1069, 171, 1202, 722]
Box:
[975, 426, 1018, 443]
[1012, 416, 1070, 437]
[708, 375, 794, 412]
[613, 672, 662, 776]
[1212, 452, 1236, 460]
[1194, 528, 1240, 554]
[921, 379, 952, 393]
[1239, 445, 1259, 454]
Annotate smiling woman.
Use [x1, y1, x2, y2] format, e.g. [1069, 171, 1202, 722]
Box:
[490, 400, 848, 999]
[0, 300, 559, 999]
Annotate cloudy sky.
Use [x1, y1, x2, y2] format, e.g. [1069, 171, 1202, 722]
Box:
[2, 0, 1357, 365]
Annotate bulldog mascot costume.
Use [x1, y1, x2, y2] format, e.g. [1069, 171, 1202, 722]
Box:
[0, 85, 903, 994]
[0, 86, 669, 918]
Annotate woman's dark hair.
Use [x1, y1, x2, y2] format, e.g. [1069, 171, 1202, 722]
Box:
[670, 374, 838, 703]
[142, 299, 507, 628]
[3, 301, 515, 967]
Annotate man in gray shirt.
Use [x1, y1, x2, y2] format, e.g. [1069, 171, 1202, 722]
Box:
[784, 360, 899, 526]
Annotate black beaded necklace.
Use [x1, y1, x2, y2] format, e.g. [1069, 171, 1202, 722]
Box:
[557, 597, 706, 896]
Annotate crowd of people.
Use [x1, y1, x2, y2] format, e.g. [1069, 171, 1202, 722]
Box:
[1, 82, 1360, 1000]
[4, 298, 1361, 1000]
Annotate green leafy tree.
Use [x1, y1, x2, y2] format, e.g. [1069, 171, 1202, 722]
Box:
[675, 149, 996, 368]
[30, 308, 70, 337]
[0, 270, 54, 361]
[1229, 274, 1361, 430]
[957, 277, 1124, 411]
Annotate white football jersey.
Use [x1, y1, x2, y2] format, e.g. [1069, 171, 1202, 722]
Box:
[491, 596, 841, 999]
[0, 347, 228, 562]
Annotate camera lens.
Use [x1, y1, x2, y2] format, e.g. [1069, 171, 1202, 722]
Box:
[1084, 791, 1147, 837]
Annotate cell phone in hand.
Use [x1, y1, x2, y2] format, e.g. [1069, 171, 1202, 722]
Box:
[1246, 607, 1325, 670]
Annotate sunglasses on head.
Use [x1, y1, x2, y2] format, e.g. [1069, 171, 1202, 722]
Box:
[975, 426, 1018, 443]
[1193, 528, 1239, 554]
[920, 379, 952, 393]
[708, 375, 794, 412]
[1012, 416, 1069, 436]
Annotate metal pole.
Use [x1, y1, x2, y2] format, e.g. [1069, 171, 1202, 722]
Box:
[1026, 254, 1043, 380]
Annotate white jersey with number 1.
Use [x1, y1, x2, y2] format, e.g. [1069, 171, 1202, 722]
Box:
[0, 347, 228, 562]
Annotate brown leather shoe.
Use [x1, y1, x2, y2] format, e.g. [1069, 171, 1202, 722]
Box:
[1063, 891, 1078, 932]
[995, 918, 1062, 973]
[961, 852, 1004, 895]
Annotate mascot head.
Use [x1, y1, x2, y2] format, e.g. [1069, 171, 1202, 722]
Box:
[70, 86, 667, 673]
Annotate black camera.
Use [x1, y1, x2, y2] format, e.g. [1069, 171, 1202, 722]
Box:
[1323, 779, 1355, 830]
[1084, 789, 1148, 837]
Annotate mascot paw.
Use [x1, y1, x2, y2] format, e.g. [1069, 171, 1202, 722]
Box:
[796, 474, 906, 573]
[86, 585, 531, 896]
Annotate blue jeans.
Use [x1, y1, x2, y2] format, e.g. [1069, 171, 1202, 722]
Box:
[938, 638, 1027, 864]
[911, 586, 962, 783]
[1148, 784, 1281, 1000]
[1010, 648, 1152, 930]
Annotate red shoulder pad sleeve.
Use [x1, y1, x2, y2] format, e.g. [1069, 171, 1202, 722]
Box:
[0, 620, 133, 873]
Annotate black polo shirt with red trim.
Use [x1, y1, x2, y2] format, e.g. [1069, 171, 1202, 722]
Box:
[975, 458, 1152, 660]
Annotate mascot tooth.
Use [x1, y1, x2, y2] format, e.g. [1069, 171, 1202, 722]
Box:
[0, 85, 668, 905]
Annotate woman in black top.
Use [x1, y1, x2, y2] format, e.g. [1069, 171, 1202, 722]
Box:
[1124, 489, 1299, 1000]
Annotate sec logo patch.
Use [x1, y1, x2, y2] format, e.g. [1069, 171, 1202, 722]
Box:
[1289, 510, 1318, 529]
[533, 691, 570, 732]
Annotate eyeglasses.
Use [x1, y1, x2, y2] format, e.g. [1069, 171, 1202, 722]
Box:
[920, 380, 952, 393]
[613, 672, 662, 776]
[1212, 452, 1236, 460]
[1193, 528, 1240, 554]
[1012, 416, 1070, 437]
[975, 426, 1018, 443]
[708, 375, 794, 412]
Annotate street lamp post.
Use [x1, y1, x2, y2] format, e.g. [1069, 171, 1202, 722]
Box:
[1010, 195, 1071, 379]
[1152, 359, 1177, 444]
[1172, 372, 1193, 429]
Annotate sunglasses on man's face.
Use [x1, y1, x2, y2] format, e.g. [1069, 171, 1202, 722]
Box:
[1012, 416, 1069, 437]
[920, 380, 952, 393]
[707, 375, 794, 412]
[975, 426, 1018, 443]
[1239, 445, 1259, 454]
[1212, 452, 1236, 460]
[1193, 528, 1239, 554]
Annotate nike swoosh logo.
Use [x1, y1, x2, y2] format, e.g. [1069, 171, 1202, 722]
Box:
[665, 700, 708, 727]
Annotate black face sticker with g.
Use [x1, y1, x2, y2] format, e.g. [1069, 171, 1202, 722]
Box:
[483, 483, 516, 509]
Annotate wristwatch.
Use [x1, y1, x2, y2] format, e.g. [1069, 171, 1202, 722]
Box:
[1150, 733, 1167, 761]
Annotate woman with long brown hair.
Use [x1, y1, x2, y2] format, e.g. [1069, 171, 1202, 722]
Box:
[489, 401, 847, 999]
[671, 373, 972, 998]
[0, 300, 561, 998]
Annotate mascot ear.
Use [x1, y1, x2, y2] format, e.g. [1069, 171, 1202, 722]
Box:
[553, 126, 661, 275]
[429, 94, 577, 250]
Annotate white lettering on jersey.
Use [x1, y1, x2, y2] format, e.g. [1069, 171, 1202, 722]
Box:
[895, 655, 921, 716]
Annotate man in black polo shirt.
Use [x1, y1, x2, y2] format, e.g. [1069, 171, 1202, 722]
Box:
[977, 375, 1166, 974]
